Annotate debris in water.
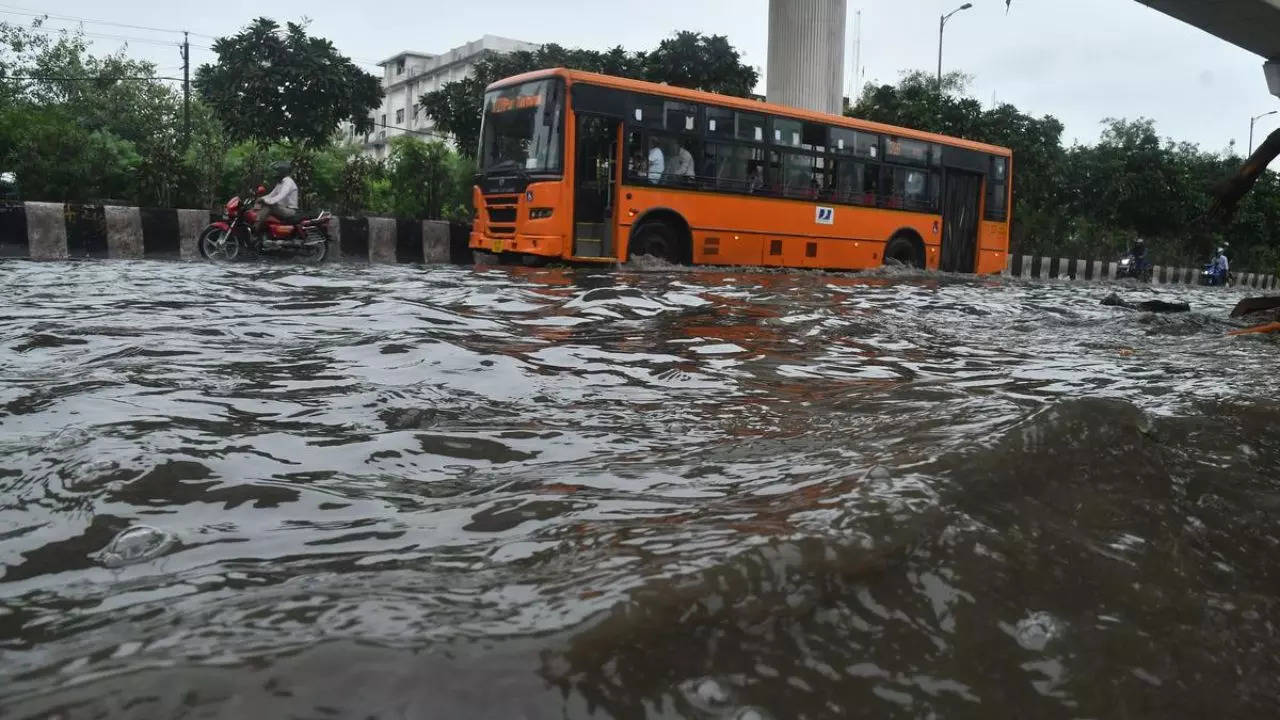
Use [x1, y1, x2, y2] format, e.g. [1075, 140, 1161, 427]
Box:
[1229, 294, 1280, 318]
[865, 465, 892, 481]
[1014, 611, 1060, 651]
[679, 676, 732, 712]
[1100, 293, 1190, 313]
[98, 526, 174, 568]
[1135, 412, 1155, 437]
[46, 426, 92, 451]
[1227, 321, 1280, 336]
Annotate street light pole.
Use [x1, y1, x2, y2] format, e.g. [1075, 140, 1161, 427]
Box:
[938, 3, 974, 94]
[1248, 110, 1278, 155]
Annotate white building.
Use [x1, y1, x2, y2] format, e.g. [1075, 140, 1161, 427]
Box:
[350, 34, 539, 157]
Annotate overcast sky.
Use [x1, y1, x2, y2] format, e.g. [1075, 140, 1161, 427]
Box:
[16, 0, 1280, 156]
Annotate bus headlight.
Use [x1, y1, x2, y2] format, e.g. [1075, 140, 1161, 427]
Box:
[529, 208, 553, 220]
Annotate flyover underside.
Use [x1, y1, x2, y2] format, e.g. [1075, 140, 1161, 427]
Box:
[1136, 0, 1280, 60]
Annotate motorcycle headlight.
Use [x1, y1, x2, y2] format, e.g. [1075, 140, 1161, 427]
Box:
[1119, 259, 1130, 266]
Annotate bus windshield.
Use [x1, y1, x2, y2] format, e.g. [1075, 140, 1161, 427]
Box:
[479, 79, 564, 175]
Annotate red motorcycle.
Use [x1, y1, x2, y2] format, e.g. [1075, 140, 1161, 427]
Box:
[198, 186, 332, 263]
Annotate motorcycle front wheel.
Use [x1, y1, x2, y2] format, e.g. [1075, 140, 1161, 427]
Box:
[199, 226, 240, 262]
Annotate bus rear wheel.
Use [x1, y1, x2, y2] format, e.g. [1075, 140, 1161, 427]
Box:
[628, 221, 681, 264]
[884, 235, 923, 268]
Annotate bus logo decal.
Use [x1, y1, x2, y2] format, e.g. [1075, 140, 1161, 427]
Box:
[815, 206, 834, 225]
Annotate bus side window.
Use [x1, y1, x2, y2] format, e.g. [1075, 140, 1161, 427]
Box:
[832, 159, 873, 205]
[625, 129, 645, 181]
[985, 156, 1008, 220]
[706, 143, 763, 193]
[777, 152, 820, 199]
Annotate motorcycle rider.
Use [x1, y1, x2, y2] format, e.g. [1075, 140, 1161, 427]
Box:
[1131, 238, 1147, 268]
[255, 161, 299, 233]
[1214, 246, 1230, 282]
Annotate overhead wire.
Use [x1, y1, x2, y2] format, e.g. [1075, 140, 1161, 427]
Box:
[7, 20, 213, 51]
[0, 3, 216, 38]
[362, 120, 449, 140]
[3, 6, 387, 76]
[1, 74, 184, 81]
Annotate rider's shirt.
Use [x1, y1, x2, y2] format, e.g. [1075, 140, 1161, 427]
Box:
[262, 176, 299, 212]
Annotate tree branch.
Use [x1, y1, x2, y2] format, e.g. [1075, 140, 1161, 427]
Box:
[1209, 126, 1280, 223]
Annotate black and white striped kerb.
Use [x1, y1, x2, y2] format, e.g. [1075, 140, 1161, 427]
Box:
[0, 202, 467, 265]
[1, 207, 1276, 286]
[1002, 253, 1279, 290]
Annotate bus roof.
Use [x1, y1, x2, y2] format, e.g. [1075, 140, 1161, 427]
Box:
[487, 68, 1013, 157]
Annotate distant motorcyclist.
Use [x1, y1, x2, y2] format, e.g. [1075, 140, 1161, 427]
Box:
[255, 161, 299, 232]
[1131, 238, 1147, 266]
[1214, 246, 1230, 277]
[1117, 237, 1151, 280]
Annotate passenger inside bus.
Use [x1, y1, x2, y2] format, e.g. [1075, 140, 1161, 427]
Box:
[647, 138, 665, 182]
[669, 140, 696, 183]
[746, 161, 763, 194]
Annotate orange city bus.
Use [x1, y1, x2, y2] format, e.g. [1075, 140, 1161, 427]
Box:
[470, 68, 1012, 273]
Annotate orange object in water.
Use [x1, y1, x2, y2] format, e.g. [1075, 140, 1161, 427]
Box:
[1227, 321, 1280, 336]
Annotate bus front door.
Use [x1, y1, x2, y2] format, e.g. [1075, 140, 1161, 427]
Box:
[573, 115, 618, 258]
[940, 170, 982, 273]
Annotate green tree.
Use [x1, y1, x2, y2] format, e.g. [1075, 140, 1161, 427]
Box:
[385, 135, 465, 219]
[0, 21, 168, 203]
[334, 152, 384, 216]
[422, 32, 758, 158]
[643, 31, 758, 97]
[194, 18, 382, 149]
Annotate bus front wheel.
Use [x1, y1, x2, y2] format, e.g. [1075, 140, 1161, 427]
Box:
[884, 235, 923, 269]
[629, 222, 680, 264]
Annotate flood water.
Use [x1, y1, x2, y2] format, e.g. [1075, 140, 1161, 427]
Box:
[1, 259, 1278, 719]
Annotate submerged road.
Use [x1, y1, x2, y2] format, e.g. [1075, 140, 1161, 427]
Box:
[1, 260, 1277, 718]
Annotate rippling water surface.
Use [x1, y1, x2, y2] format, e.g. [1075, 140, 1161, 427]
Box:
[2, 260, 1278, 719]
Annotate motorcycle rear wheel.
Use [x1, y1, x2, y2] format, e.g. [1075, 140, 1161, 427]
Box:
[300, 239, 328, 264]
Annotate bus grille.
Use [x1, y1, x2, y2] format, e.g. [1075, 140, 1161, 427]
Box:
[483, 195, 518, 237]
[487, 207, 517, 223]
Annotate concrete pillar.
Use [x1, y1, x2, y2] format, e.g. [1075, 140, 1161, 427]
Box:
[177, 209, 209, 261]
[1151, 265, 1162, 284]
[1003, 253, 1012, 276]
[1039, 256, 1050, 279]
[368, 217, 397, 263]
[1092, 260, 1103, 281]
[423, 220, 450, 264]
[25, 202, 67, 260]
[326, 216, 342, 262]
[1107, 261, 1118, 279]
[1020, 255, 1031, 279]
[103, 206, 143, 259]
[766, 0, 846, 114]
[1057, 257, 1070, 279]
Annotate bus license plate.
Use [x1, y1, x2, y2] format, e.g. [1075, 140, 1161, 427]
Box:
[493, 239, 504, 253]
